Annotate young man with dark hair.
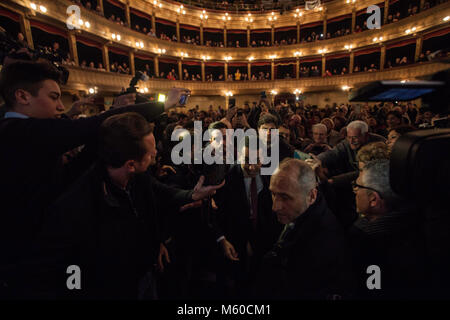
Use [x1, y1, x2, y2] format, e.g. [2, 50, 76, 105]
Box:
[257, 113, 295, 162]
[0, 61, 188, 297]
[31, 113, 223, 299]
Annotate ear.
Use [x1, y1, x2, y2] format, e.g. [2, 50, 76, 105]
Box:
[308, 188, 318, 206]
[15, 89, 32, 106]
[368, 191, 382, 208]
[125, 160, 136, 173]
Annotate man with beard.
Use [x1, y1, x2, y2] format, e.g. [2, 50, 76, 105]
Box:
[32, 113, 223, 299]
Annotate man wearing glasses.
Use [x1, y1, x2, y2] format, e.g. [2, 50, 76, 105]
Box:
[349, 159, 425, 299]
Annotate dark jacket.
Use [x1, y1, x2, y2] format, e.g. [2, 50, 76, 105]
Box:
[348, 210, 427, 299]
[215, 165, 282, 261]
[0, 103, 164, 296]
[254, 193, 353, 299]
[317, 133, 386, 186]
[29, 163, 193, 299]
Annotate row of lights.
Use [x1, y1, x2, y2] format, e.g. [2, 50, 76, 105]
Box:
[30, 3, 47, 13]
[225, 88, 303, 97]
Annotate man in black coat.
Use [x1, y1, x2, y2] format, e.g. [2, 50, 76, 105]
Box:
[31, 113, 222, 299]
[0, 61, 188, 297]
[316, 120, 386, 228]
[214, 142, 282, 298]
[349, 159, 426, 299]
[255, 158, 353, 299]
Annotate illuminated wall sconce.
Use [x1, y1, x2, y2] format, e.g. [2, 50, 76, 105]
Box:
[136, 41, 144, 48]
[294, 8, 303, 18]
[200, 10, 208, 20]
[248, 56, 254, 61]
[225, 91, 233, 97]
[294, 51, 302, 57]
[344, 44, 353, 50]
[342, 85, 351, 91]
[318, 49, 327, 54]
[180, 52, 188, 58]
[373, 36, 383, 42]
[293, 89, 302, 94]
[224, 56, 232, 61]
[201, 55, 210, 61]
[39, 5, 47, 13]
[157, 48, 166, 54]
[270, 90, 278, 95]
[405, 27, 417, 34]
[222, 13, 231, 21]
[111, 34, 121, 41]
[269, 55, 277, 60]
[88, 87, 98, 94]
[176, 5, 185, 14]
[444, 16, 450, 22]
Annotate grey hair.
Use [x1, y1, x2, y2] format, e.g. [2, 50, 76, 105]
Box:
[312, 123, 328, 133]
[347, 120, 368, 135]
[361, 159, 400, 209]
[278, 158, 317, 197]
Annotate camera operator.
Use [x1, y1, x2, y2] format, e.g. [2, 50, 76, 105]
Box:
[0, 60, 189, 297]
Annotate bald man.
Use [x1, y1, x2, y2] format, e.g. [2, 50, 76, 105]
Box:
[254, 159, 353, 299]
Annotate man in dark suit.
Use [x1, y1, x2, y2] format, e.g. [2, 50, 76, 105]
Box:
[31, 113, 222, 299]
[215, 141, 282, 298]
[0, 61, 188, 297]
[255, 158, 353, 299]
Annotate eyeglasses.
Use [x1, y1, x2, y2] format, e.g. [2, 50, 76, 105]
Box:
[351, 181, 383, 198]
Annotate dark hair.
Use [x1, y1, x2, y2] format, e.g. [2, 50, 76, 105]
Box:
[388, 125, 415, 135]
[99, 112, 152, 168]
[257, 113, 278, 128]
[386, 110, 402, 120]
[208, 121, 228, 130]
[0, 61, 62, 109]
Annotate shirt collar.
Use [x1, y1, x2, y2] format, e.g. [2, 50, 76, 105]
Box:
[4, 111, 29, 119]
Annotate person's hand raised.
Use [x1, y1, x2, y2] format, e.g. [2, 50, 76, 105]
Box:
[164, 88, 191, 111]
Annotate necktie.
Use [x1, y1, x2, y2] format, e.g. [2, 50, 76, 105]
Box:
[250, 177, 258, 229]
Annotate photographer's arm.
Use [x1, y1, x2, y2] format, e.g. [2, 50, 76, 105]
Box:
[23, 88, 188, 155]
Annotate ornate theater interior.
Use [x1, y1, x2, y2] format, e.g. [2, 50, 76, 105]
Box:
[1, 0, 449, 109]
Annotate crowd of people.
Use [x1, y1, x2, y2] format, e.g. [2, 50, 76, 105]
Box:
[1, 52, 447, 300]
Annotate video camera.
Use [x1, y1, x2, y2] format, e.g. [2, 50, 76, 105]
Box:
[351, 69, 450, 297]
[350, 69, 450, 200]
